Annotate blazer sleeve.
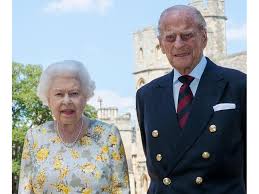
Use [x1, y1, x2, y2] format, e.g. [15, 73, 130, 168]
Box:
[136, 89, 147, 157]
[241, 78, 247, 188]
[108, 125, 130, 194]
[18, 129, 34, 194]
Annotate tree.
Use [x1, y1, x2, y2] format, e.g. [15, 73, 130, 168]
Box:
[12, 62, 97, 193]
[12, 62, 51, 182]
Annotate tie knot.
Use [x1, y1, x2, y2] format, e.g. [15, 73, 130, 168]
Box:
[178, 75, 194, 85]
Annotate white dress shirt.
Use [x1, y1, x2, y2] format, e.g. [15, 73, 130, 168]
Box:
[173, 56, 207, 110]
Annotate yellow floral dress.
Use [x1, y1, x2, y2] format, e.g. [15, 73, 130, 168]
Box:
[18, 119, 130, 194]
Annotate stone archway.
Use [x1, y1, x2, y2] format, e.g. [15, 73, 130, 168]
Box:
[137, 78, 145, 89]
[140, 174, 149, 193]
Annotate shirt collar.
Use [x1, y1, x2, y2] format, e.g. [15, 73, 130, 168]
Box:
[173, 56, 207, 84]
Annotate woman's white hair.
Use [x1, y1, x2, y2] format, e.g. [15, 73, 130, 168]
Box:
[37, 60, 95, 106]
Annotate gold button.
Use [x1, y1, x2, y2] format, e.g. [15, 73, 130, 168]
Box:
[202, 152, 210, 159]
[195, 176, 203, 184]
[156, 154, 162, 161]
[209, 124, 217, 133]
[152, 130, 159, 137]
[163, 177, 171, 185]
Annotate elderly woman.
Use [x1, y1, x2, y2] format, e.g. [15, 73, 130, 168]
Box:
[18, 60, 130, 194]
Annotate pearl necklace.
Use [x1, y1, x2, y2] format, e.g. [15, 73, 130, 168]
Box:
[56, 118, 83, 148]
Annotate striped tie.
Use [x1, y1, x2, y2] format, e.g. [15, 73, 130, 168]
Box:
[177, 75, 194, 129]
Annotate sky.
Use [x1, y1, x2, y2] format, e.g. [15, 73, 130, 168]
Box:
[13, 0, 247, 121]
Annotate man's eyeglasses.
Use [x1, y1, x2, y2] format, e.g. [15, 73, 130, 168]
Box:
[162, 31, 197, 43]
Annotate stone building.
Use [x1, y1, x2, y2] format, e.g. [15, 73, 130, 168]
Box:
[97, 103, 151, 193]
[97, 107, 138, 193]
[97, 0, 246, 193]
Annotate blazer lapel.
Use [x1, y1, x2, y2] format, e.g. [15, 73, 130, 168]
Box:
[167, 59, 228, 174]
[153, 71, 182, 160]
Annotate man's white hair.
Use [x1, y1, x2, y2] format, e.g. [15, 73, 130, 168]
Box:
[37, 60, 95, 106]
[158, 5, 207, 36]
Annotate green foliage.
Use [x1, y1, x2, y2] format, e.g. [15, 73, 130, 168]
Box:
[12, 160, 21, 176]
[84, 104, 97, 119]
[12, 62, 52, 129]
[12, 62, 51, 181]
[12, 62, 97, 183]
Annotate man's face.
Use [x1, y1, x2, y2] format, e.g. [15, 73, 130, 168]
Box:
[158, 10, 207, 75]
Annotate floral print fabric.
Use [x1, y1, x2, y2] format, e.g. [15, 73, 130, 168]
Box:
[18, 119, 130, 194]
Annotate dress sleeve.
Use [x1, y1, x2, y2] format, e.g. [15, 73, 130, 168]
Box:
[18, 129, 34, 194]
[108, 125, 130, 194]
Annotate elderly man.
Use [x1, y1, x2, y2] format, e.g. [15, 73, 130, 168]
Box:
[136, 5, 246, 194]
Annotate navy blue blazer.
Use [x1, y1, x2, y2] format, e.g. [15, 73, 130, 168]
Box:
[136, 58, 246, 194]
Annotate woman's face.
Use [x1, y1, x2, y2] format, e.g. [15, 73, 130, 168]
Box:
[48, 75, 87, 125]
